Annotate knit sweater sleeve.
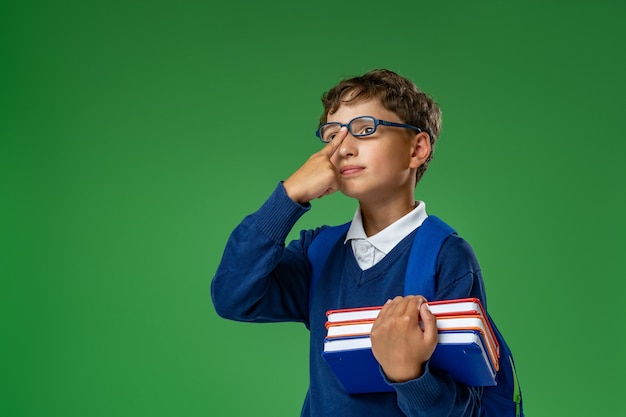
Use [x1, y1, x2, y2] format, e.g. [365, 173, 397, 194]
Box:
[211, 182, 319, 325]
[389, 234, 486, 417]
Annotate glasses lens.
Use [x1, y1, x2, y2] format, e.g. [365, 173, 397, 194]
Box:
[349, 117, 376, 137]
[320, 123, 341, 142]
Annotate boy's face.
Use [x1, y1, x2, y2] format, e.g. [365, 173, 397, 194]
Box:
[326, 99, 428, 203]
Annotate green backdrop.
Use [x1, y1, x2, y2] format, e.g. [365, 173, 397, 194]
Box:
[2, 0, 625, 416]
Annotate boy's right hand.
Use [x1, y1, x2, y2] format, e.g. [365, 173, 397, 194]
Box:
[370, 295, 438, 383]
[283, 127, 347, 204]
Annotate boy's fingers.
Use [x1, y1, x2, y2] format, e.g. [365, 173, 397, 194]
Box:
[374, 296, 398, 324]
[320, 127, 347, 158]
[420, 302, 438, 342]
[397, 295, 426, 316]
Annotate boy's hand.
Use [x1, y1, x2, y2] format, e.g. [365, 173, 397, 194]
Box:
[370, 295, 438, 383]
[283, 128, 347, 204]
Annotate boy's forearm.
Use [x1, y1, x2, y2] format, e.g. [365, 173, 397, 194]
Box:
[210, 214, 284, 321]
[390, 364, 482, 417]
[210, 182, 312, 322]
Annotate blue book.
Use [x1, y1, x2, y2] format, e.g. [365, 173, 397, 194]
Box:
[322, 329, 496, 394]
[322, 337, 394, 394]
[430, 330, 497, 386]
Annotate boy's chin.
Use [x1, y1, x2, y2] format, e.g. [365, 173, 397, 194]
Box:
[338, 185, 358, 199]
[339, 187, 367, 202]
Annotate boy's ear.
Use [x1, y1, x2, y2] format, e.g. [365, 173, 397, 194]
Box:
[409, 132, 431, 169]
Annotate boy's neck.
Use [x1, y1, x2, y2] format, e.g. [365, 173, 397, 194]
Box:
[358, 196, 417, 237]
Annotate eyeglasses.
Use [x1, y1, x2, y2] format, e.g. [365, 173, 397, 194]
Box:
[315, 115, 422, 143]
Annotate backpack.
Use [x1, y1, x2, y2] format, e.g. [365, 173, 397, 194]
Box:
[308, 215, 523, 417]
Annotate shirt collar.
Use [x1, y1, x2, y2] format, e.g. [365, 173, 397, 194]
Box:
[344, 202, 428, 254]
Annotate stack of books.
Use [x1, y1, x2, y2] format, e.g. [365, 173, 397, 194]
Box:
[322, 297, 499, 394]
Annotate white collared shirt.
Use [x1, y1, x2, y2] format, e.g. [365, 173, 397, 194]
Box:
[344, 202, 428, 270]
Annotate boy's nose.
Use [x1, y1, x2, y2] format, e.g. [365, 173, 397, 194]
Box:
[337, 139, 357, 159]
[336, 132, 358, 158]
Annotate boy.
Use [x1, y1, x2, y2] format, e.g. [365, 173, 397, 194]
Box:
[212, 69, 492, 416]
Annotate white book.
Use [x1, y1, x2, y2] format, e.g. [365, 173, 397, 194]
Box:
[326, 298, 485, 324]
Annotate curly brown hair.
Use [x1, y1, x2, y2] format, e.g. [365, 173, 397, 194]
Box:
[319, 69, 442, 184]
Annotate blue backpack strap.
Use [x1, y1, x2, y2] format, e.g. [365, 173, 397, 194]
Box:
[404, 215, 456, 300]
[307, 222, 351, 310]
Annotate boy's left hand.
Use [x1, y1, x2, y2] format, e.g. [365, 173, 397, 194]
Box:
[370, 295, 438, 383]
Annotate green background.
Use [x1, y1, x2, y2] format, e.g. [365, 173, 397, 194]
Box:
[2, 0, 625, 415]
